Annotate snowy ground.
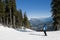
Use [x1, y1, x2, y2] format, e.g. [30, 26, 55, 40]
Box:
[0, 24, 60, 40]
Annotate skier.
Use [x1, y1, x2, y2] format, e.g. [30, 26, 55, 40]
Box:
[43, 24, 47, 36]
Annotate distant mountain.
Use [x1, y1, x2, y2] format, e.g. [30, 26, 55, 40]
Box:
[29, 17, 54, 31]
[29, 17, 53, 26]
[30, 18, 43, 25]
[40, 17, 53, 23]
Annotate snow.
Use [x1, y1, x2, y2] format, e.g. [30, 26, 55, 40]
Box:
[16, 27, 36, 32]
[0, 24, 60, 40]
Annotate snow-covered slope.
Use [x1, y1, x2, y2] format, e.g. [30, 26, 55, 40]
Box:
[0, 24, 60, 40]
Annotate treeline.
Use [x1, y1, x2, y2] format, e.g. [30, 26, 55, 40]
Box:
[0, 0, 30, 28]
[51, 0, 60, 30]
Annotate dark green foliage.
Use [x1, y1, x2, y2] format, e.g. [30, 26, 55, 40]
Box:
[23, 12, 30, 28]
[18, 9, 23, 27]
[5, 0, 17, 27]
[15, 9, 23, 28]
[0, 0, 5, 24]
[0, 0, 30, 29]
[51, 0, 60, 30]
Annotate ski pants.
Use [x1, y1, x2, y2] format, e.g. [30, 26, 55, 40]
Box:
[44, 30, 47, 36]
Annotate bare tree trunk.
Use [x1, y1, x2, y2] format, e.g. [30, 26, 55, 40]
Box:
[3, 17, 5, 26]
[13, 15, 16, 28]
[7, 17, 8, 26]
[0, 17, 1, 23]
[1, 17, 2, 24]
[10, 9, 12, 27]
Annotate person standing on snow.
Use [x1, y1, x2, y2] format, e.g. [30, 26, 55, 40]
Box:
[43, 24, 47, 36]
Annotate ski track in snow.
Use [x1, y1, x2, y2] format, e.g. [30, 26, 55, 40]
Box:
[0, 24, 60, 40]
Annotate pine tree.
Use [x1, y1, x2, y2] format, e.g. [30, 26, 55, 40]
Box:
[18, 9, 23, 27]
[51, 0, 60, 30]
[23, 12, 30, 28]
[4, 0, 10, 26]
[0, 0, 5, 24]
[5, 0, 17, 28]
[11, 0, 17, 28]
[5, 0, 12, 27]
[16, 9, 23, 28]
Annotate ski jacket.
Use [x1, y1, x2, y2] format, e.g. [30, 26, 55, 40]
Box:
[43, 24, 47, 31]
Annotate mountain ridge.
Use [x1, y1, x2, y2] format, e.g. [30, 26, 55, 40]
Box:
[29, 17, 53, 25]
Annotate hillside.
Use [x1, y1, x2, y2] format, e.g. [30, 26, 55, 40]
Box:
[0, 24, 60, 40]
[30, 17, 53, 31]
[30, 17, 53, 25]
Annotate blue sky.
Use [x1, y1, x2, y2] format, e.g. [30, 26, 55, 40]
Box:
[16, 0, 52, 20]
